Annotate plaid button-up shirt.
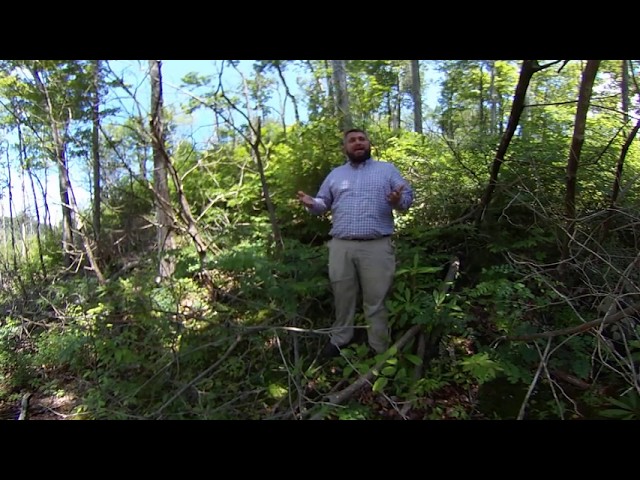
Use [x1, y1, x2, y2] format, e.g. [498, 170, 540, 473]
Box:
[307, 158, 413, 239]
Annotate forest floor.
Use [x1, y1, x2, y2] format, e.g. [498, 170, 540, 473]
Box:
[0, 389, 79, 420]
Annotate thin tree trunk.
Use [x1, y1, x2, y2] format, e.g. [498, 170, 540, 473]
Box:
[489, 61, 497, 135]
[475, 60, 560, 226]
[323, 60, 333, 114]
[560, 60, 601, 268]
[331, 60, 352, 132]
[92, 60, 102, 241]
[478, 62, 486, 134]
[235, 67, 284, 256]
[27, 169, 47, 278]
[252, 117, 283, 255]
[17, 116, 48, 277]
[621, 60, 629, 125]
[30, 68, 75, 268]
[6, 150, 18, 273]
[410, 60, 423, 134]
[392, 75, 401, 132]
[600, 118, 640, 243]
[149, 60, 176, 280]
[148, 61, 208, 269]
[274, 63, 300, 124]
[31, 64, 106, 283]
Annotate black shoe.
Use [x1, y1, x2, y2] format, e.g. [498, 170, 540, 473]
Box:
[351, 328, 367, 346]
[318, 342, 341, 361]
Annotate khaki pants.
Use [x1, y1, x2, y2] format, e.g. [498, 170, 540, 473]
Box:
[327, 237, 396, 353]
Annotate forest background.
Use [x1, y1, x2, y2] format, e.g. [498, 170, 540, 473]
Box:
[0, 59, 638, 421]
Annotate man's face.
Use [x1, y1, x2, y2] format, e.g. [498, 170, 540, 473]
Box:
[344, 131, 371, 163]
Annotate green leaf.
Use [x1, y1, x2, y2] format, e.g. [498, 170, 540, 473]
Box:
[605, 397, 633, 410]
[404, 354, 423, 366]
[381, 366, 396, 376]
[268, 384, 288, 399]
[372, 377, 388, 393]
[394, 368, 407, 380]
[599, 409, 633, 419]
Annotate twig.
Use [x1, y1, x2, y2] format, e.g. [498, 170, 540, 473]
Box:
[517, 338, 552, 420]
[151, 335, 242, 418]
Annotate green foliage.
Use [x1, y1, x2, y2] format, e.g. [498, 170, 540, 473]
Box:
[599, 391, 640, 420]
[464, 263, 558, 334]
[0, 318, 35, 391]
[32, 323, 91, 376]
[336, 403, 372, 420]
[460, 351, 502, 384]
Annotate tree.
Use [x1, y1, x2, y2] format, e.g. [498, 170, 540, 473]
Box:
[331, 60, 352, 132]
[92, 60, 102, 241]
[149, 60, 176, 279]
[475, 60, 562, 226]
[561, 60, 601, 268]
[410, 60, 423, 134]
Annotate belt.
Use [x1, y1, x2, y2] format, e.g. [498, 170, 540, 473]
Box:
[336, 235, 391, 241]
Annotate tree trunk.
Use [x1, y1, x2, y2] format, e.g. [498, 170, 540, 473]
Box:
[5, 150, 18, 273]
[410, 60, 423, 134]
[92, 59, 102, 241]
[236, 68, 284, 256]
[331, 60, 352, 132]
[17, 123, 46, 278]
[391, 73, 401, 132]
[252, 118, 283, 255]
[30, 68, 75, 268]
[560, 60, 601, 268]
[274, 62, 300, 125]
[621, 60, 629, 125]
[475, 60, 557, 226]
[600, 118, 640, 243]
[489, 61, 497, 135]
[149, 60, 176, 280]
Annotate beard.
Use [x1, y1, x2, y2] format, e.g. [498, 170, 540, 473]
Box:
[346, 147, 371, 164]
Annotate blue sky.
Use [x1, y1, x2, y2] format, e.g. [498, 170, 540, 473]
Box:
[6, 60, 442, 224]
[147, 60, 441, 137]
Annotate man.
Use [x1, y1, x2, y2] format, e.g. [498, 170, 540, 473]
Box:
[297, 128, 413, 360]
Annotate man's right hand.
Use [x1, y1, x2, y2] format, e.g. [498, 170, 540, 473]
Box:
[297, 191, 315, 208]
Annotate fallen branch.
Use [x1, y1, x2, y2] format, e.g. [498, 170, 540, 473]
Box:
[18, 392, 32, 420]
[505, 301, 640, 341]
[550, 369, 592, 390]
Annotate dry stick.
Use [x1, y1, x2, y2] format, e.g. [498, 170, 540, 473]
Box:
[18, 392, 31, 420]
[505, 301, 640, 342]
[517, 338, 552, 420]
[151, 335, 242, 418]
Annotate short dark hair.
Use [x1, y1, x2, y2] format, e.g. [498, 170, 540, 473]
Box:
[343, 128, 368, 144]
